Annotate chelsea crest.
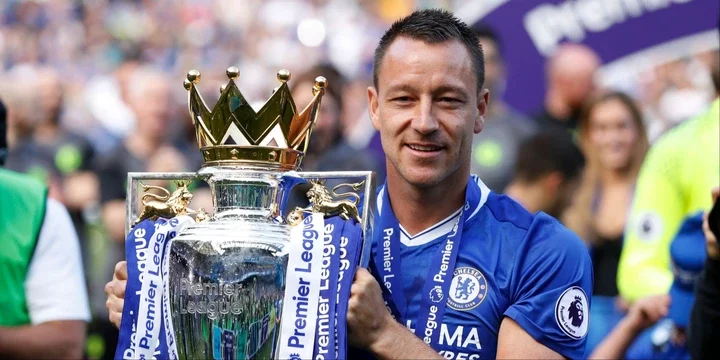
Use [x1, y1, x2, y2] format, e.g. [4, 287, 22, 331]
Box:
[448, 267, 488, 311]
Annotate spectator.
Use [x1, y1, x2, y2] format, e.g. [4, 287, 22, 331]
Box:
[534, 43, 601, 134]
[622, 213, 705, 359]
[3, 64, 99, 264]
[290, 64, 383, 179]
[563, 91, 650, 353]
[589, 294, 670, 359]
[617, 54, 720, 303]
[504, 131, 585, 219]
[470, 25, 537, 192]
[0, 98, 90, 359]
[93, 67, 190, 245]
[591, 213, 706, 359]
[688, 187, 720, 359]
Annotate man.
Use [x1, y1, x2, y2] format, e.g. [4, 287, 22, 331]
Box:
[591, 214, 705, 359]
[534, 44, 600, 133]
[4, 65, 98, 265]
[107, 10, 592, 359]
[94, 66, 191, 245]
[0, 98, 90, 358]
[504, 131, 585, 219]
[470, 25, 537, 192]
[617, 52, 720, 303]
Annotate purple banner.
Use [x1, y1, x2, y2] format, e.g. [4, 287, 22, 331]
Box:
[473, 0, 720, 114]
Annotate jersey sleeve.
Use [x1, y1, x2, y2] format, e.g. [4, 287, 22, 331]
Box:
[503, 217, 593, 360]
[25, 199, 90, 324]
[617, 134, 683, 302]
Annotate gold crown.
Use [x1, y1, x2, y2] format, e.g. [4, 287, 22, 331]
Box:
[183, 67, 327, 170]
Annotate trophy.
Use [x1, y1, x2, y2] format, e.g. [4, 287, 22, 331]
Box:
[121, 67, 375, 359]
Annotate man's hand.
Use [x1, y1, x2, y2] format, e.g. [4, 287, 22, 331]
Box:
[347, 268, 442, 359]
[347, 267, 395, 350]
[703, 187, 720, 260]
[105, 261, 128, 328]
[624, 294, 671, 332]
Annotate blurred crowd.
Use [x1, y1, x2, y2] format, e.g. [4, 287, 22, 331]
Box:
[0, 0, 718, 359]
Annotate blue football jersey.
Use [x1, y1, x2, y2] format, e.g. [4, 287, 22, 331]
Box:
[370, 177, 593, 359]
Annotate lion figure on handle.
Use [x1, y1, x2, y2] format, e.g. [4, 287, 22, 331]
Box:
[289, 180, 363, 225]
[133, 181, 195, 226]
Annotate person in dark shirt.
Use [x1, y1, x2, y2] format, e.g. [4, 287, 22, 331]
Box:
[534, 43, 600, 134]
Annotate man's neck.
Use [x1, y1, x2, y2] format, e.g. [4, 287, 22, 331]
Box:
[386, 168, 469, 236]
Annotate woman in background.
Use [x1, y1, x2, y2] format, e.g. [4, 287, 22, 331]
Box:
[564, 91, 650, 355]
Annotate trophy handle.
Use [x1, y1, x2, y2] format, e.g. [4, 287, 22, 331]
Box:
[125, 172, 203, 237]
[295, 171, 376, 268]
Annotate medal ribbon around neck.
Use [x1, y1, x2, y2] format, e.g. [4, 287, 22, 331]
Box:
[373, 177, 481, 346]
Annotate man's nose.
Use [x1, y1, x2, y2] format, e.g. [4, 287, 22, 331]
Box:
[411, 97, 439, 135]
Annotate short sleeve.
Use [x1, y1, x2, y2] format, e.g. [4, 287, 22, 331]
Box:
[503, 216, 593, 360]
[25, 199, 91, 324]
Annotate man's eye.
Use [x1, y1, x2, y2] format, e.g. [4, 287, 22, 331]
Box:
[440, 97, 461, 104]
[392, 96, 412, 102]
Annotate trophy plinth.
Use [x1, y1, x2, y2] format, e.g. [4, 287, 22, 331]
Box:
[124, 68, 375, 359]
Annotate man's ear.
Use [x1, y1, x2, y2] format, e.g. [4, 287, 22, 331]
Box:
[474, 88, 489, 134]
[368, 86, 380, 131]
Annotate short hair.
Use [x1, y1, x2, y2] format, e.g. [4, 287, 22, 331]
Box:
[373, 9, 484, 91]
[513, 131, 585, 183]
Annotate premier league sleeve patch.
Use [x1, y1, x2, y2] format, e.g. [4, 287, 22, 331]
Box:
[447, 267, 488, 311]
[554, 286, 589, 339]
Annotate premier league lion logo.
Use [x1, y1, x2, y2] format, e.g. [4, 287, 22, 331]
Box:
[555, 287, 589, 339]
[568, 295, 584, 327]
[448, 267, 487, 311]
[429, 287, 444, 303]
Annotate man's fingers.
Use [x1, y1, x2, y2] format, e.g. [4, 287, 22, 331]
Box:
[112, 280, 127, 298]
[115, 261, 128, 280]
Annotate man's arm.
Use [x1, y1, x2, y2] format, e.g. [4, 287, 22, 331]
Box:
[0, 199, 90, 358]
[589, 295, 669, 359]
[496, 318, 562, 359]
[347, 268, 442, 360]
[617, 132, 684, 301]
[0, 321, 86, 359]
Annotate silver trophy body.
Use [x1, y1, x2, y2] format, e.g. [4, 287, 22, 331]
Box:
[124, 68, 375, 359]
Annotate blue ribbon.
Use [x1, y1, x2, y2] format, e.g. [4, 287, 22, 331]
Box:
[116, 220, 158, 360]
[313, 217, 343, 360]
[372, 177, 481, 347]
[334, 218, 363, 360]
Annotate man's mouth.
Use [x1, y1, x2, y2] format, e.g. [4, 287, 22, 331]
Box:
[406, 144, 443, 152]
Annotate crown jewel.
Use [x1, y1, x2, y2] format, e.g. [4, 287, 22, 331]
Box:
[184, 67, 327, 170]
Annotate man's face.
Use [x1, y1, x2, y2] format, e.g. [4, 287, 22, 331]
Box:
[132, 81, 171, 136]
[369, 37, 487, 188]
